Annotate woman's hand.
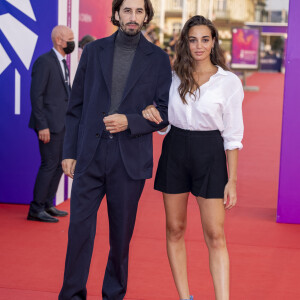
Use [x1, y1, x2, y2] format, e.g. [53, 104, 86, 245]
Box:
[224, 180, 237, 210]
[142, 105, 163, 124]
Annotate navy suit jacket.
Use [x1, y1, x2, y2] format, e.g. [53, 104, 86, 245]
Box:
[29, 49, 70, 132]
[63, 31, 172, 180]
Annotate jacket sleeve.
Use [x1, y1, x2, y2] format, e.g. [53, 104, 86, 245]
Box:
[30, 57, 50, 130]
[126, 52, 172, 135]
[63, 46, 88, 160]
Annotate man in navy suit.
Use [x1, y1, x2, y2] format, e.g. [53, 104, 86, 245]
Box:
[28, 25, 75, 223]
[59, 0, 172, 299]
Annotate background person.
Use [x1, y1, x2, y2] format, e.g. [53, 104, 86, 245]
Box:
[143, 22, 158, 43]
[78, 34, 96, 60]
[169, 31, 179, 52]
[27, 25, 75, 223]
[143, 15, 244, 300]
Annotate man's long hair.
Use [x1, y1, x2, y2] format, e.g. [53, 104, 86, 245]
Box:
[111, 0, 154, 26]
[174, 15, 229, 104]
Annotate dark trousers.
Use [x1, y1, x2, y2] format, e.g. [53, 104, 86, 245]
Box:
[59, 134, 145, 300]
[29, 129, 65, 213]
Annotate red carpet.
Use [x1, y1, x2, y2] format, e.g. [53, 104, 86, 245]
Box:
[1, 72, 300, 299]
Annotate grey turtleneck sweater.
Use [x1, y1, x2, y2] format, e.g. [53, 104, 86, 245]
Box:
[108, 30, 140, 115]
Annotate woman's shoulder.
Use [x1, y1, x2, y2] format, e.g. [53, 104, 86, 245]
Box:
[171, 71, 181, 85]
[169, 72, 182, 99]
[217, 66, 238, 80]
[217, 66, 243, 90]
[171, 71, 179, 79]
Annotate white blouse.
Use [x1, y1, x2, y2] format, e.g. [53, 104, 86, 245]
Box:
[164, 66, 244, 150]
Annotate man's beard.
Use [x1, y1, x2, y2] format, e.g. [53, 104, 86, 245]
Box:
[120, 21, 144, 36]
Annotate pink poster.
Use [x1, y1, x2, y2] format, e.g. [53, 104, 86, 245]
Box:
[79, 0, 116, 39]
[231, 28, 260, 70]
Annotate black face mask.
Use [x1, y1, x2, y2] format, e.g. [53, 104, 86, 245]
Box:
[63, 41, 75, 54]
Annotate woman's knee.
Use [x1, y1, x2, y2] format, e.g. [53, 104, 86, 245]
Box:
[204, 228, 226, 249]
[166, 221, 186, 242]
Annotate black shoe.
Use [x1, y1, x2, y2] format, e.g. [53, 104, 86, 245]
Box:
[27, 211, 59, 223]
[46, 207, 68, 217]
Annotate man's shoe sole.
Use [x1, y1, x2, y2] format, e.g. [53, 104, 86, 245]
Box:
[27, 215, 59, 223]
[46, 212, 68, 217]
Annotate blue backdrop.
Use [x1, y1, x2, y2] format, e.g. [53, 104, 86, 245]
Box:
[0, 0, 58, 204]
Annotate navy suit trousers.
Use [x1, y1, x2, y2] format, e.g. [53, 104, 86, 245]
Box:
[30, 129, 64, 213]
[59, 132, 145, 300]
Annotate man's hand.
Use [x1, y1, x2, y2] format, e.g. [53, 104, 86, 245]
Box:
[38, 128, 50, 143]
[103, 114, 128, 133]
[62, 159, 77, 179]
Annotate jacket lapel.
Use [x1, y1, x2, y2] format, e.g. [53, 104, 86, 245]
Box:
[121, 34, 153, 102]
[98, 32, 117, 97]
[50, 49, 69, 96]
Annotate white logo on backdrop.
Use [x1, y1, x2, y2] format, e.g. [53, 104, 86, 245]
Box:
[0, 0, 38, 115]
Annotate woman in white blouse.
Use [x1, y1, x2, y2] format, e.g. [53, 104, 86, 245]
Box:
[142, 16, 243, 300]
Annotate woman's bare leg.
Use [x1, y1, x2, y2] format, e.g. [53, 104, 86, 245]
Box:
[164, 192, 190, 299]
[196, 197, 229, 300]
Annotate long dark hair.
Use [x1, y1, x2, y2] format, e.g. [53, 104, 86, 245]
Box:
[174, 15, 229, 104]
[111, 0, 154, 26]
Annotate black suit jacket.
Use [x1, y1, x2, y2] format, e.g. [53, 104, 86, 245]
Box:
[29, 49, 70, 133]
[63, 32, 172, 180]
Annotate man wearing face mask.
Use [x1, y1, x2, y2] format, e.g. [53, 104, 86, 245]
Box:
[27, 25, 75, 223]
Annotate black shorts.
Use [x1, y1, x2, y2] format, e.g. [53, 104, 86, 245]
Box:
[154, 126, 228, 198]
